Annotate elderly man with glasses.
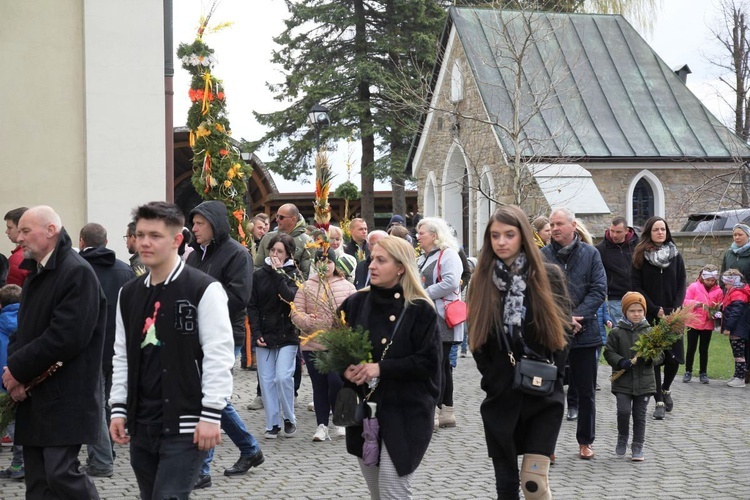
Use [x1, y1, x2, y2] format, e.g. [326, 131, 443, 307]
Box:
[254, 204, 313, 279]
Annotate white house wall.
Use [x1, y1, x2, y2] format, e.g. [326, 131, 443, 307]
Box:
[1, 1, 165, 259]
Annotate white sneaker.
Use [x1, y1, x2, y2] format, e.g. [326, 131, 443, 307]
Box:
[329, 423, 346, 438]
[312, 424, 330, 442]
[247, 396, 264, 410]
[307, 401, 315, 412]
[728, 377, 746, 388]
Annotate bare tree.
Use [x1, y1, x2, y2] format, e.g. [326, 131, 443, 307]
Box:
[709, 0, 750, 205]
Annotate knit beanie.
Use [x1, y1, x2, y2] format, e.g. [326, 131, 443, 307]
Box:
[621, 291, 647, 315]
[336, 254, 357, 278]
[735, 223, 750, 237]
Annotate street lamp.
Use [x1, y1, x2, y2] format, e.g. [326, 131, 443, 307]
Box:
[308, 103, 330, 150]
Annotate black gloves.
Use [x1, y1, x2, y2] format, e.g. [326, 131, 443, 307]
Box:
[617, 358, 633, 370]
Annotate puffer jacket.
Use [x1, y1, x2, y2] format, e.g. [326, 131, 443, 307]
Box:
[721, 285, 750, 339]
[291, 273, 356, 351]
[683, 280, 724, 331]
[542, 235, 607, 348]
[604, 319, 662, 396]
[248, 261, 300, 348]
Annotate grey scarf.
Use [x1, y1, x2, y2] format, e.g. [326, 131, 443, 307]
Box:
[644, 241, 677, 269]
[492, 252, 529, 334]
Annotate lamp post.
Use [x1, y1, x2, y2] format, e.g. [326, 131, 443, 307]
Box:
[308, 103, 330, 151]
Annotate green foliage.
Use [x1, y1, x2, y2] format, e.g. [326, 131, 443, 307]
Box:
[249, 0, 446, 185]
[334, 181, 360, 201]
[176, 36, 254, 246]
[312, 324, 374, 374]
[632, 307, 694, 362]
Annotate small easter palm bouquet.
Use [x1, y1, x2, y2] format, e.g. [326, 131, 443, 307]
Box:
[610, 307, 694, 382]
[0, 362, 63, 436]
[308, 312, 373, 374]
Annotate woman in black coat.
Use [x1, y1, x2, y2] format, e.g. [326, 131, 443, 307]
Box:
[248, 233, 301, 438]
[631, 216, 686, 420]
[468, 205, 570, 500]
[340, 236, 440, 499]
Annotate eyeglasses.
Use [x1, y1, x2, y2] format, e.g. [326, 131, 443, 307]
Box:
[276, 214, 290, 221]
[122, 235, 130, 241]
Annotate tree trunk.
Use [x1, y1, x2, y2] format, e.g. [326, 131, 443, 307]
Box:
[392, 173, 407, 220]
[355, 0, 375, 228]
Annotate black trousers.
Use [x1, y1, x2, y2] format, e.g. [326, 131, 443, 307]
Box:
[24, 444, 100, 499]
[567, 346, 598, 445]
[685, 328, 712, 374]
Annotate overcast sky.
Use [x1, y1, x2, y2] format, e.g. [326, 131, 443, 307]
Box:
[172, 0, 735, 193]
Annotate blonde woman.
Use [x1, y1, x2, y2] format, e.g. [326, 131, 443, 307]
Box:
[340, 237, 440, 499]
[416, 217, 463, 428]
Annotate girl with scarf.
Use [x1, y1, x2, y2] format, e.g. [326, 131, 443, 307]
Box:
[631, 216, 686, 420]
[721, 223, 750, 383]
[468, 206, 570, 500]
[682, 265, 724, 384]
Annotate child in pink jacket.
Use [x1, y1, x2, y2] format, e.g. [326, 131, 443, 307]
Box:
[682, 265, 724, 384]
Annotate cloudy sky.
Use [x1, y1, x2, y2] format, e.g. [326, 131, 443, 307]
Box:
[172, 0, 735, 193]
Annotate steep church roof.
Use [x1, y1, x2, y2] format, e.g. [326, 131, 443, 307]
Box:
[407, 7, 750, 173]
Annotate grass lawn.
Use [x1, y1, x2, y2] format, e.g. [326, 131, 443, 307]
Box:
[601, 331, 737, 381]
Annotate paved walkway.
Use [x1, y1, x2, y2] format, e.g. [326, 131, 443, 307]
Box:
[1, 355, 750, 499]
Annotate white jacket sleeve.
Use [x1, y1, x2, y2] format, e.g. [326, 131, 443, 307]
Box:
[196, 281, 235, 423]
[109, 289, 129, 421]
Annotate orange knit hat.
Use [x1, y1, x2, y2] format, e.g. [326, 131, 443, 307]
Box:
[621, 291, 647, 316]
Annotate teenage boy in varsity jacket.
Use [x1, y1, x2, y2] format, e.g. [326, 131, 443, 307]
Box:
[109, 201, 235, 499]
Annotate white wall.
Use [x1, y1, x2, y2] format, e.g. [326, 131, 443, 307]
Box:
[0, 1, 166, 260]
[83, 0, 166, 258]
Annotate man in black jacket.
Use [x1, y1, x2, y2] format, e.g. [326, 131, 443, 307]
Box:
[3, 206, 105, 499]
[595, 216, 639, 324]
[78, 222, 135, 477]
[110, 202, 235, 499]
[186, 200, 264, 488]
[542, 208, 606, 461]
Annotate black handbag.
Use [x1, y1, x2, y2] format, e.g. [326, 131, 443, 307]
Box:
[332, 386, 368, 427]
[499, 326, 557, 397]
[512, 356, 558, 397]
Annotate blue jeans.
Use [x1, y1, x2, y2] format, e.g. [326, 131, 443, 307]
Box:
[200, 400, 260, 476]
[130, 424, 207, 500]
[86, 372, 113, 471]
[607, 300, 624, 325]
[257, 345, 298, 429]
[7, 420, 23, 467]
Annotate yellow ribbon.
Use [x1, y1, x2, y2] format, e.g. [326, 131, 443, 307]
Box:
[201, 72, 212, 116]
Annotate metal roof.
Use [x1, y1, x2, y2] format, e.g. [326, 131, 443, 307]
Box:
[448, 7, 750, 160]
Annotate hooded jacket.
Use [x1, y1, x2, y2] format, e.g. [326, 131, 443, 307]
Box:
[595, 228, 639, 300]
[187, 200, 253, 347]
[79, 246, 136, 375]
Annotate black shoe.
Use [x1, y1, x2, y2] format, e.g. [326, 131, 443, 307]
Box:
[662, 390, 673, 412]
[224, 450, 265, 476]
[80, 465, 113, 478]
[283, 419, 297, 438]
[653, 402, 666, 420]
[194, 474, 212, 489]
[566, 408, 578, 421]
